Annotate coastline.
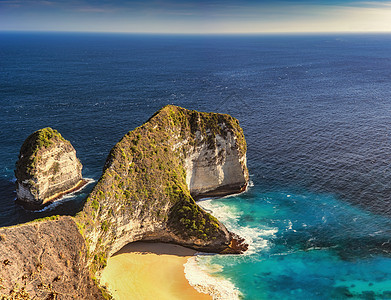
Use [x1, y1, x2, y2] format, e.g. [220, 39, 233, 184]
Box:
[43, 178, 89, 204]
[100, 242, 212, 300]
[184, 256, 241, 300]
[15, 178, 89, 210]
[98, 186, 252, 300]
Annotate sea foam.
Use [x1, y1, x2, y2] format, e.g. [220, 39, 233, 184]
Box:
[184, 256, 241, 300]
[187, 197, 277, 299]
[198, 198, 277, 255]
[34, 178, 96, 212]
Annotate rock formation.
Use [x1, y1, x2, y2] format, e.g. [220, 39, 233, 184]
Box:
[0, 216, 105, 299]
[183, 114, 249, 199]
[76, 105, 249, 273]
[15, 127, 84, 208]
[1, 105, 249, 298]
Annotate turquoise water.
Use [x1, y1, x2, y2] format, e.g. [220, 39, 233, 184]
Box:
[3, 33, 391, 298]
[199, 187, 391, 299]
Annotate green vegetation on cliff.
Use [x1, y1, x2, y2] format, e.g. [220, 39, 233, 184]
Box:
[15, 127, 68, 180]
[14, 127, 84, 206]
[149, 104, 247, 157]
[1, 106, 248, 299]
[76, 105, 248, 273]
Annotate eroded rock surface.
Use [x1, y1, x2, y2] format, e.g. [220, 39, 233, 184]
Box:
[15, 128, 84, 208]
[2, 106, 249, 298]
[76, 105, 249, 273]
[183, 117, 249, 199]
[0, 216, 104, 299]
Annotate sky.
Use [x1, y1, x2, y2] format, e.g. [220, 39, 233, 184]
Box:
[1, 0, 391, 33]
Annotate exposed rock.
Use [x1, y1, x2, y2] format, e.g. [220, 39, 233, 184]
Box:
[1, 105, 249, 298]
[15, 127, 84, 209]
[0, 216, 104, 299]
[76, 105, 249, 273]
[183, 114, 249, 199]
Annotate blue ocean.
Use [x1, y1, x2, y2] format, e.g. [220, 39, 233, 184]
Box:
[2, 32, 391, 299]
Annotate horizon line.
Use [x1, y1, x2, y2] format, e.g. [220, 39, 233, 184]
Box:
[2, 29, 391, 36]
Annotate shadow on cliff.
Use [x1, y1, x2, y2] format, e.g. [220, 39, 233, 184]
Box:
[114, 241, 196, 257]
[0, 177, 94, 227]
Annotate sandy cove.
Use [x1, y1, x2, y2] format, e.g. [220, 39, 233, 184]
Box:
[100, 242, 212, 300]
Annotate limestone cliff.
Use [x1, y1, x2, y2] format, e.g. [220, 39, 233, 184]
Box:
[2, 106, 249, 298]
[76, 105, 249, 273]
[15, 128, 84, 208]
[182, 112, 249, 199]
[0, 216, 105, 299]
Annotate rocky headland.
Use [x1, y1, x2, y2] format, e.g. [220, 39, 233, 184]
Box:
[14, 127, 85, 209]
[1, 105, 249, 299]
[76, 105, 249, 274]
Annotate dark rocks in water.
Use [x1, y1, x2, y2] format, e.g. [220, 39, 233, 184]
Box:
[331, 286, 354, 298]
[221, 233, 249, 254]
[15, 127, 84, 209]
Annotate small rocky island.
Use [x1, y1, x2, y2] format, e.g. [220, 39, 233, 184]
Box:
[0, 105, 249, 299]
[15, 127, 85, 209]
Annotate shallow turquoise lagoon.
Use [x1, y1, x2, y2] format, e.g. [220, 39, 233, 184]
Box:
[199, 187, 391, 299]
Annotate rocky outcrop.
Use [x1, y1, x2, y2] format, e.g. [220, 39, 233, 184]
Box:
[0, 216, 105, 299]
[15, 128, 84, 209]
[2, 105, 249, 298]
[183, 117, 249, 199]
[76, 105, 249, 273]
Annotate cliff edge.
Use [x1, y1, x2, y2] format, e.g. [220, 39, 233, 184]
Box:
[76, 105, 249, 273]
[0, 216, 104, 299]
[15, 128, 84, 208]
[2, 105, 249, 298]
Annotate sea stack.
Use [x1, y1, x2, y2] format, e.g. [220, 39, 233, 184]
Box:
[15, 127, 84, 208]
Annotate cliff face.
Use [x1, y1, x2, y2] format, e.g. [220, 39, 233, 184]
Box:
[0, 216, 104, 299]
[15, 128, 83, 208]
[3, 106, 249, 297]
[183, 119, 248, 199]
[76, 105, 249, 273]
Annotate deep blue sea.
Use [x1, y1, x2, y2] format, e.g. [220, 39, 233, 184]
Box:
[2, 32, 391, 299]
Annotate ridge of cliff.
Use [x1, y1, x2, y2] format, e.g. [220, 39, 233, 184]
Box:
[15, 127, 84, 208]
[76, 105, 249, 273]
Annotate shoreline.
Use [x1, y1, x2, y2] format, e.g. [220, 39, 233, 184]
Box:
[184, 256, 241, 300]
[43, 178, 89, 204]
[15, 178, 90, 210]
[100, 242, 212, 300]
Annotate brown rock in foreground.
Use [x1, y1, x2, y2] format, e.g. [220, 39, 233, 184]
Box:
[0, 216, 104, 299]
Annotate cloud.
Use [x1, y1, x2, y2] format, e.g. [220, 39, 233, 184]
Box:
[75, 7, 114, 13]
[0, 0, 54, 4]
[357, 1, 391, 7]
[2, 0, 391, 33]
